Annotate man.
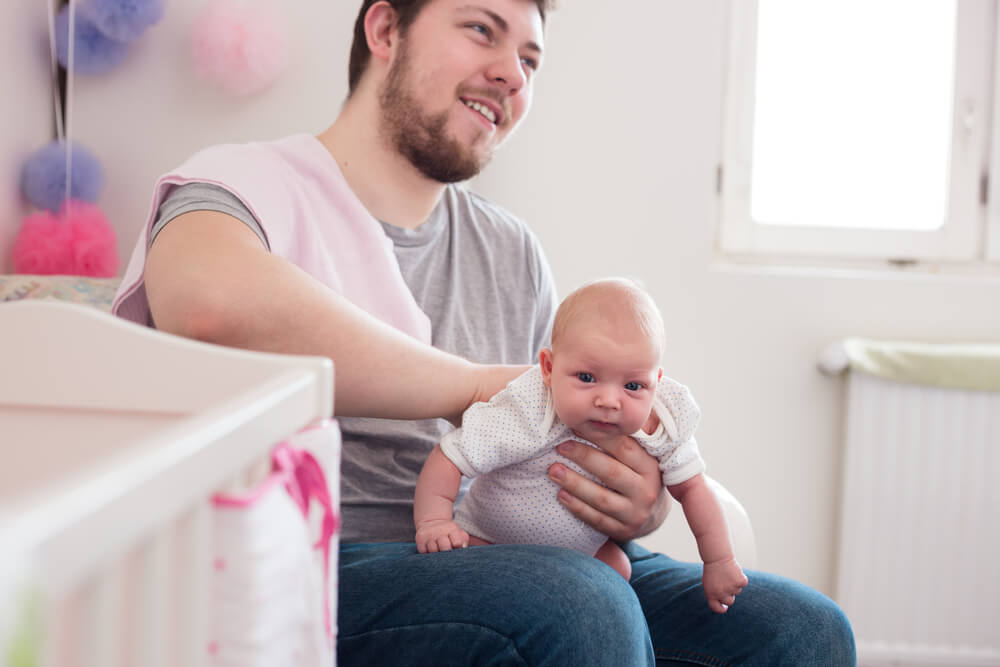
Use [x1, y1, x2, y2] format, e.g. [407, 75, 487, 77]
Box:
[117, 0, 856, 663]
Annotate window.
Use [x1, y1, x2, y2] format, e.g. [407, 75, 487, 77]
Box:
[718, 0, 1000, 264]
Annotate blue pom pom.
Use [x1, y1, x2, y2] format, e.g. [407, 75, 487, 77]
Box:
[79, 0, 166, 43]
[21, 141, 104, 212]
[55, 6, 131, 75]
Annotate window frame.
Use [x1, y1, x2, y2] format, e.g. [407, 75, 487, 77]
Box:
[717, 0, 999, 265]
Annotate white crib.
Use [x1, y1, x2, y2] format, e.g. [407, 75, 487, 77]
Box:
[0, 300, 338, 667]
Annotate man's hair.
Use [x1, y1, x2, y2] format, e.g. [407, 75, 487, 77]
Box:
[348, 0, 553, 95]
[551, 278, 666, 359]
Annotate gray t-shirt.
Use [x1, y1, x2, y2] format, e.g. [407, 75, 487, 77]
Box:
[153, 182, 558, 542]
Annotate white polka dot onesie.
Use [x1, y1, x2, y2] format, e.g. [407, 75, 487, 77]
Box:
[440, 366, 706, 556]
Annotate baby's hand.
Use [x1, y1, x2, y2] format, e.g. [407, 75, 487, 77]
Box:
[415, 519, 470, 554]
[702, 558, 748, 613]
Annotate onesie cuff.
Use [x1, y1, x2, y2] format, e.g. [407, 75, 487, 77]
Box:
[661, 458, 706, 488]
[439, 429, 479, 478]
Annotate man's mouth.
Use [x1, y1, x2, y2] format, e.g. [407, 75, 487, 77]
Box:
[461, 98, 499, 125]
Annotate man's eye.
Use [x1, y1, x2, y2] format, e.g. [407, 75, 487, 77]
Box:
[577, 373, 595, 383]
[625, 382, 642, 391]
[469, 23, 491, 37]
[520, 56, 538, 71]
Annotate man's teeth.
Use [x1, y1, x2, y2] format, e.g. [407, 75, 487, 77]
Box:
[463, 100, 497, 124]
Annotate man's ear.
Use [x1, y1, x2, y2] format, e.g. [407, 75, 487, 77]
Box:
[539, 348, 554, 387]
[364, 1, 399, 65]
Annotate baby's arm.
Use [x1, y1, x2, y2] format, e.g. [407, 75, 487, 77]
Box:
[667, 474, 748, 613]
[414, 444, 470, 553]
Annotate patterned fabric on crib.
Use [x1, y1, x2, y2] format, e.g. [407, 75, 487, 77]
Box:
[210, 421, 341, 667]
[0, 274, 120, 311]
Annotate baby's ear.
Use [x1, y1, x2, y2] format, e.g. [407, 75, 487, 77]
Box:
[539, 348, 554, 387]
[657, 368, 663, 383]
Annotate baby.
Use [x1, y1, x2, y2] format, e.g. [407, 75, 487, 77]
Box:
[414, 278, 747, 613]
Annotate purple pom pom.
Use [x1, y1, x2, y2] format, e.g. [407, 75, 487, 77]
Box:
[78, 0, 166, 43]
[55, 6, 131, 75]
[21, 141, 104, 213]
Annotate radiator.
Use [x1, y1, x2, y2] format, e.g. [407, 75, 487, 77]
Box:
[825, 343, 1000, 667]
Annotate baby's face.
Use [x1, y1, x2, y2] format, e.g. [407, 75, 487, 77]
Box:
[540, 323, 661, 443]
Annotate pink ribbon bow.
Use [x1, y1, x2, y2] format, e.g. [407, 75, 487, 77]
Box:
[271, 440, 340, 643]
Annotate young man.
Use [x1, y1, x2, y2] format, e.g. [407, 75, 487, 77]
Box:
[118, 0, 856, 663]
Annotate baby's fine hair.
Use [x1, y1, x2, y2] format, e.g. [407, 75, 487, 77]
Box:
[551, 278, 666, 358]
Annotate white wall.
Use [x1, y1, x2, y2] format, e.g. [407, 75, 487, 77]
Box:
[0, 1, 56, 273]
[474, 0, 1000, 596]
[7, 1, 999, 598]
[69, 0, 356, 269]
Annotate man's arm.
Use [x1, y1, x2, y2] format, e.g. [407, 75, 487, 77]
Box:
[144, 210, 524, 420]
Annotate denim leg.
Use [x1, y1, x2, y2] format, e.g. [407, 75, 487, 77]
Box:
[625, 543, 857, 667]
[338, 542, 654, 667]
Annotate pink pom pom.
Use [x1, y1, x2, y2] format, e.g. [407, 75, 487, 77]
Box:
[12, 210, 73, 275]
[11, 200, 118, 277]
[61, 200, 119, 277]
[191, 0, 288, 96]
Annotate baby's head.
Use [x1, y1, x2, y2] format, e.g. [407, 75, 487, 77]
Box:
[540, 278, 665, 441]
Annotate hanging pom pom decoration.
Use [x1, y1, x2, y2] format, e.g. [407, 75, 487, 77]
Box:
[21, 140, 104, 213]
[54, 5, 131, 75]
[12, 201, 119, 277]
[77, 0, 166, 43]
[63, 200, 120, 277]
[191, 0, 289, 97]
[11, 211, 72, 276]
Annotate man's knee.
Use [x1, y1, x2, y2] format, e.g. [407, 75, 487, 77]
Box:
[482, 546, 653, 666]
[339, 544, 654, 666]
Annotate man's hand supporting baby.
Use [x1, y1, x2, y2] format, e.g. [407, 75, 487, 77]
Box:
[548, 434, 670, 542]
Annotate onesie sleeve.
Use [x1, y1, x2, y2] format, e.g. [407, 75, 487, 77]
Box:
[632, 377, 707, 487]
[438, 367, 553, 478]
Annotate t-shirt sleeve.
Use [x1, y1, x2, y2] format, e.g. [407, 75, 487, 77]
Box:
[633, 377, 707, 487]
[439, 369, 552, 477]
[149, 182, 269, 250]
[529, 244, 558, 358]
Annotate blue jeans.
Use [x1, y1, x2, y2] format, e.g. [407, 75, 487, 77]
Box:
[338, 541, 856, 666]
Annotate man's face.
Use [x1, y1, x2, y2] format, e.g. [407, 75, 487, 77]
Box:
[378, 0, 544, 183]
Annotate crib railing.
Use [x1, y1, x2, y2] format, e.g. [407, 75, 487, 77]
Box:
[0, 301, 336, 667]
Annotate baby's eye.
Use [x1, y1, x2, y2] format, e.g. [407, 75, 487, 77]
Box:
[577, 372, 595, 383]
[625, 382, 642, 391]
[468, 23, 491, 38]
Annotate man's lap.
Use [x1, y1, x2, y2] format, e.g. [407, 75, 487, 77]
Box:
[338, 541, 855, 667]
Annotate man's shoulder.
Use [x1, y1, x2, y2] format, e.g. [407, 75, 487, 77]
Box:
[447, 184, 535, 236]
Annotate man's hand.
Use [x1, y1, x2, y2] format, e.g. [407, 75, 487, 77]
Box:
[547, 436, 669, 542]
[415, 519, 470, 553]
[702, 557, 748, 613]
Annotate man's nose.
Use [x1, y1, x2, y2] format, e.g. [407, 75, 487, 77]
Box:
[486, 50, 527, 95]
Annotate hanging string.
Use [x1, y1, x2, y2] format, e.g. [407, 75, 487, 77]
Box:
[65, 0, 76, 213]
[45, 0, 65, 142]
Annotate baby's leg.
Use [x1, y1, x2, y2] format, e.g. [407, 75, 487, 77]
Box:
[468, 536, 492, 546]
[595, 539, 631, 580]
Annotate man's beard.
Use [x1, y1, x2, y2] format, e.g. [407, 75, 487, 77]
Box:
[378, 44, 493, 183]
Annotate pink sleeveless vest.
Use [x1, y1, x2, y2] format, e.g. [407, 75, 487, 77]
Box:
[112, 134, 432, 343]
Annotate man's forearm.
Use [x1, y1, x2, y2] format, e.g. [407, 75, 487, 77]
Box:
[145, 211, 522, 420]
